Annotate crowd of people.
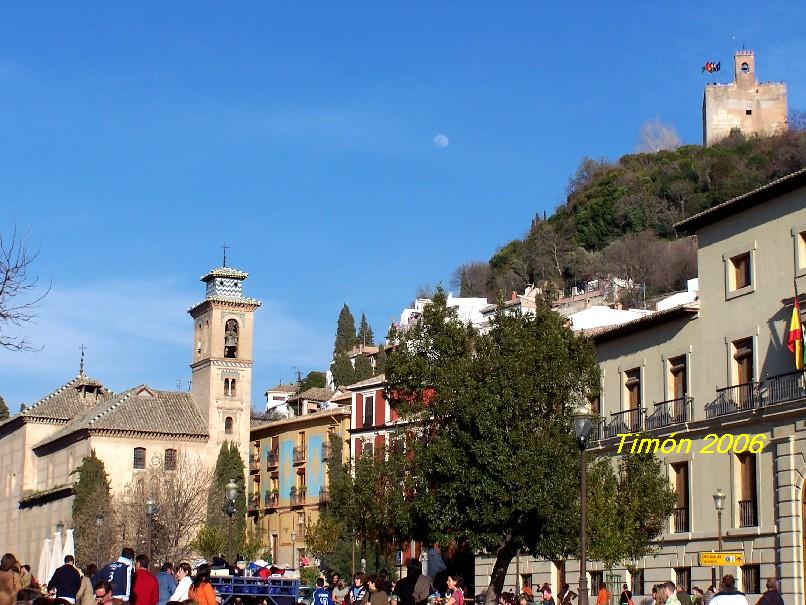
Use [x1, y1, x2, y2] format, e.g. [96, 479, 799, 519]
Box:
[0, 547, 787, 605]
[0, 548, 219, 605]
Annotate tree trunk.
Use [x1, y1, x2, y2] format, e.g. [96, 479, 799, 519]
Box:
[484, 535, 518, 605]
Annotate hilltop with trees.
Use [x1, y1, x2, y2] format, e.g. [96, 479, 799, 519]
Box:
[454, 129, 806, 304]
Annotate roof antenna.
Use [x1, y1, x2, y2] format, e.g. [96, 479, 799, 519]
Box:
[79, 344, 86, 376]
[222, 242, 229, 267]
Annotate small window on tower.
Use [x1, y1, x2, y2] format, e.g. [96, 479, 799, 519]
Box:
[225, 416, 234, 434]
[741, 62, 750, 74]
[231, 379, 237, 397]
[745, 109, 752, 116]
[224, 319, 239, 358]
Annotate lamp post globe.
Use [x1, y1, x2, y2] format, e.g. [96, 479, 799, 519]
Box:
[55, 521, 65, 534]
[224, 479, 239, 564]
[225, 479, 239, 502]
[291, 531, 297, 569]
[571, 396, 595, 605]
[713, 488, 725, 583]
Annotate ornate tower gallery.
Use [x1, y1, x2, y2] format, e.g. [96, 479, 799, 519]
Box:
[189, 265, 261, 460]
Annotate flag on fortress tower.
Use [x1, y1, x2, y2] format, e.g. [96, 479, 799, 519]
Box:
[787, 296, 805, 370]
[702, 60, 721, 73]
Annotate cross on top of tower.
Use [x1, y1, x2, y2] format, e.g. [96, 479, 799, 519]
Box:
[79, 344, 86, 376]
[222, 243, 229, 267]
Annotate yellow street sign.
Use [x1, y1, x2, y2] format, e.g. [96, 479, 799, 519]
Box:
[699, 552, 744, 566]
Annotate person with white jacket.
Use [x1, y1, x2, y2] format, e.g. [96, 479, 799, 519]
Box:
[169, 563, 192, 602]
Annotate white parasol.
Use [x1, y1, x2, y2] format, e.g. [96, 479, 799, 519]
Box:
[48, 529, 64, 584]
[37, 538, 53, 586]
[62, 528, 75, 562]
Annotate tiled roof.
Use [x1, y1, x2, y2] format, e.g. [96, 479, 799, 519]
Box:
[287, 387, 333, 403]
[21, 374, 112, 422]
[250, 406, 350, 434]
[34, 385, 208, 450]
[265, 384, 299, 394]
[674, 167, 806, 232]
[346, 373, 386, 390]
[328, 390, 353, 403]
[584, 302, 699, 343]
[201, 267, 249, 281]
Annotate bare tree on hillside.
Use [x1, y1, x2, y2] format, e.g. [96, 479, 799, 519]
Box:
[636, 119, 682, 153]
[116, 452, 212, 564]
[450, 262, 491, 299]
[1, 229, 49, 351]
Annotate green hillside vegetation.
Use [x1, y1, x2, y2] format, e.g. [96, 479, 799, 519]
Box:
[455, 129, 806, 304]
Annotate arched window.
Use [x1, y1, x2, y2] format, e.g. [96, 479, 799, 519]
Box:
[224, 378, 231, 396]
[224, 319, 239, 358]
[225, 416, 234, 434]
[133, 447, 146, 469]
[231, 379, 237, 397]
[741, 62, 750, 74]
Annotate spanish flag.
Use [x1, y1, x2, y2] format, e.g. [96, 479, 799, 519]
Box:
[787, 297, 805, 370]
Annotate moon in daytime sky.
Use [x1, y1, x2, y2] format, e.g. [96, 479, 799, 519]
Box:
[433, 134, 449, 148]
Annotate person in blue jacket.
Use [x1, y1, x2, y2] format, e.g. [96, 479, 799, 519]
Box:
[314, 577, 334, 605]
[93, 548, 135, 602]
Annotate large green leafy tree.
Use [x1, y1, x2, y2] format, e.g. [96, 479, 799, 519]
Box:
[206, 443, 247, 559]
[298, 371, 326, 392]
[71, 451, 113, 566]
[385, 289, 672, 602]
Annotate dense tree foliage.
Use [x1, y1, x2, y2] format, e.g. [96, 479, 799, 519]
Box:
[357, 312, 375, 346]
[298, 371, 326, 392]
[0, 395, 8, 421]
[71, 451, 113, 566]
[206, 443, 246, 559]
[458, 131, 806, 300]
[334, 305, 358, 355]
[384, 290, 674, 602]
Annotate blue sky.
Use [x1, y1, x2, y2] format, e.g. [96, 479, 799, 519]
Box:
[2, 2, 805, 410]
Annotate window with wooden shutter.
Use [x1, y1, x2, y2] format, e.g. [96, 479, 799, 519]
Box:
[733, 338, 754, 384]
[625, 368, 641, 409]
[731, 252, 751, 290]
[737, 453, 758, 526]
[668, 356, 687, 399]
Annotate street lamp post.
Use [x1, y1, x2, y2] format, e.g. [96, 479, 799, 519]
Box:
[145, 497, 158, 568]
[223, 479, 238, 563]
[291, 531, 297, 569]
[95, 514, 104, 564]
[56, 520, 65, 534]
[572, 399, 596, 605]
[713, 488, 726, 586]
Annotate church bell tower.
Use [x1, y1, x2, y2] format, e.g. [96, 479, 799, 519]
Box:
[189, 264, 261, 458]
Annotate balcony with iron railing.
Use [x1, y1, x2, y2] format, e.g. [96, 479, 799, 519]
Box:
[248, 493, 260, 511]
[705, 383, 760, 418]
[739, 499, 757, 527]
[249, 456, 260, 474]
[765, 370, 806, 406]
[319, 488, 330, 505]
[673, 507, 689, 533]
[604, 408, 643, 439]
[646, 397, 692, 429]
[293, 446, 306, 464]
[290, 486, 307, 506]
[322, 443, 333, 460]
[267, 450, 279, 469]
[264, 490, 279, 508]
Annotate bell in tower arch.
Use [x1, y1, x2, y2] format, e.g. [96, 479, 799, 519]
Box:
[224, 319, 239, 358]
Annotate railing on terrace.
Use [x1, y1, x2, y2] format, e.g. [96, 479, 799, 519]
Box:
[739, 499, 757, 527]
[293, 446, 306, 464]
[264, 491, 278, 508]
[646, 397, 692, 429]
[249, 458, 260, 473]
[604, 408, 643, 439]
[290, 487, 307, 506]
[705, 383, 760, 418]
[673, 507, 689, 533]
[248, 494, 260, 510]
[765, 370, 806, 406]
[267, 450, 279, 468]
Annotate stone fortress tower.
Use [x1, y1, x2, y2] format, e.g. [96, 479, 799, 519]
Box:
[189, 264, 261, 462]
[702, 50, 787, 147]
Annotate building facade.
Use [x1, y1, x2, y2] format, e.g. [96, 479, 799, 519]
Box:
[0, 263, 258, 568]
[703, 50, 787, 147]
[475, 168, 806, 603]
[248, 404, 351, 567]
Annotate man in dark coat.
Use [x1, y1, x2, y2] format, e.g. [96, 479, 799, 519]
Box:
[757, 578, 784, 605]
[47, 555, 81, 603]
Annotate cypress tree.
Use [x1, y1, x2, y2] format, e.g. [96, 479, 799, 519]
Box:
[353, 354, 373, 382]
[207, 443, 247, 560]
[71, 451, 113, 566]
[357, 313, 374, 347]
[0, 396, 9, 421]
[333, 304, 357, 355]
[374, 347, 387, 376]
[331, 352, 355, 388]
